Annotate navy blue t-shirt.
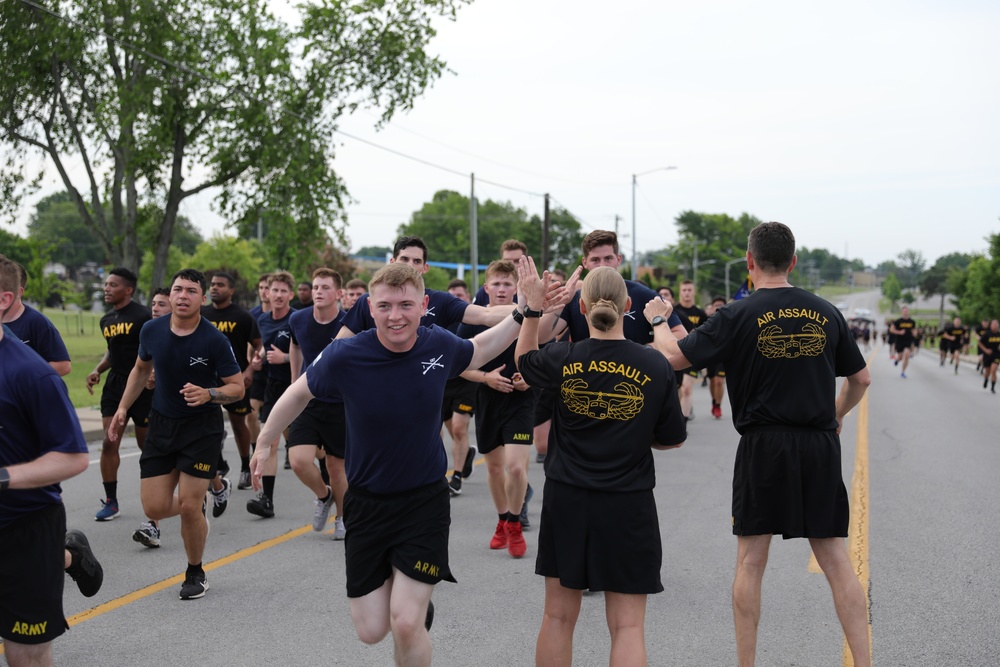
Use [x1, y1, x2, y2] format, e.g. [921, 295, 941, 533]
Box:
[306, 326, 474, 494]
[342, 289, 470, 334]
[290, 307, 348, 406]
[559, 280, 681, 344]
[0, 329, 88, 529]
[258, 309, 294, 384]
[5, 304, 70, 364]
[138, 317, 241, 419]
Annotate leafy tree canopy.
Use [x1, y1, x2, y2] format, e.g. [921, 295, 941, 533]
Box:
[1, 0, 469, 292]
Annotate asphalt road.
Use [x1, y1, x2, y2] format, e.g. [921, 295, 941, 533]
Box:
[16, 290, 1000, 666]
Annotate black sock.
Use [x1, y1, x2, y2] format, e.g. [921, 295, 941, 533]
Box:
[319, 488, 332, 503]
[499, 513, 508, 523]
[186, 562, 204, 577]
[320, 464, 331, 486]
[263, 475, 276, 500]
[240, 456, 251, 472]
[507, 513, 521, 525]
[103, 482, 117, 501]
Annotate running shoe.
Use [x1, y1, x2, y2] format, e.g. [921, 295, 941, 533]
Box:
[312, 486, 334, 531]
[179, 571, 209, 600]
[462, 445, 477, 479]
[425, 600, 434, 631]
[489, 520, 508, 549]
[506, 520, 527, 558]
[519, 484, 534, 529]
[711, 403, 722, 419]
[900, 372, 907, 379]
[238, 470, 252, 490]
[247, 492, 275, 518]
[448, 473, 462, 496]
[132, 521, 161, 548]
[95, 498, 119, 521]
[211, 477, 232, 518]
[65, 529, 104, 597]
[332, 516, 347, 541]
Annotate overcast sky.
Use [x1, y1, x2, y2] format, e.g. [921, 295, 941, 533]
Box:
[13, 0, 1000, 269]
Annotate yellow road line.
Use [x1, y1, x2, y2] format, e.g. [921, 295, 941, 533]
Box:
[843, 386, 872, 666]
[1, 523, 314, 657]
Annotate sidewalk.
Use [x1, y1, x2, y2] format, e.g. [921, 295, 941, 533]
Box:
[75, 406, 134, 443]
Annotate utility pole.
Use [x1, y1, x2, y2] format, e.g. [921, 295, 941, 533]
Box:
[614, 214, 621, 237]
[542, 194, 550, 270]
[470, 173, 478, 293]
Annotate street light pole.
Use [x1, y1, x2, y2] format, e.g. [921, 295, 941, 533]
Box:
[631, 166, 677, 282]
[724, 256, 748, 300]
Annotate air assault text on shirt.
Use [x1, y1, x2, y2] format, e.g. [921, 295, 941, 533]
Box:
[562, 360, 652, 386]
[757, 308, 829, 328]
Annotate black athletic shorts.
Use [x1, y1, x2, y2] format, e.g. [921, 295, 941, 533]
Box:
[674, 370, 687, 388]
[732, 428, 848, 539]
[706, 363, 726, 379]
[342, 480, 456, 598]
[475, 386, 536, 455]
[985, 352, 1000, 367]
[533, 387, 556, 427]
[260, 376, 291, 423]
[100, 370, 153, 425]
[223, 395, 253, 416]
[140, 409, 225, 480]
[945, 341, 963, 354]
[440, 377, 476, 422]
[535, 478, 664, 594]
[248, 367, 268, 402]
[287, 399, 346, 459]
[0, 503, 68, 645]
[894, 339, 912, 354]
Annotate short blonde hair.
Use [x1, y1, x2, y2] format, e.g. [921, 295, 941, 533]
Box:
[580, 267, 627, 332]
[369, 263, 424, 295]
[269, 271, 295, 291]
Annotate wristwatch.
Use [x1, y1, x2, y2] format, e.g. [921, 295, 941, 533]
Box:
[651, 315, 668, 327]
[0, 467, 10, 492]
[511, 308, 524, 325]
[209, 388, 218, 402]
[522, 306, 544, 318]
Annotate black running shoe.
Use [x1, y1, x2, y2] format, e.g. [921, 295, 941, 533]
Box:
[179, 571, 209, 600]
[65, 529, 104, 597]
[448, 473, 462, 496]
[425, 600, 434, 631]
[247, 492, 275, 518]
[519, 483, 534, 529]
[462, 445, 477, 479]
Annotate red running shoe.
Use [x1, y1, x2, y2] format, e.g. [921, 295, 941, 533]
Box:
[711, 404, 722, 419]
[490, 520, 508, 549]
[506, 520, 527, 558]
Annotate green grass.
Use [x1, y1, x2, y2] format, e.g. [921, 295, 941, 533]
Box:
[43, 308, 108, 409]
[814, 285, 855, 299]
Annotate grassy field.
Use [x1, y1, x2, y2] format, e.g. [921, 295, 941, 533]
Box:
[43, 308, 107, 409]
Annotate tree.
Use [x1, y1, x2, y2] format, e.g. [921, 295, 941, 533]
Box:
[881, 273, 902, 309]
[27, 192, 103, 271]
[895, 249, 926, 288]
[186, 234, 264, 303]
[355, 246, 393, 259]
[0, 227, 31, 267]
[920, 252, 973, 324]
[954, 234, 1000, 323]
[398, 190, 583, 274]
[1, 0, 469, 291]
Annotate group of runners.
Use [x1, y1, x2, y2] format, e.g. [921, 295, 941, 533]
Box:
[1, 221, 873, 667]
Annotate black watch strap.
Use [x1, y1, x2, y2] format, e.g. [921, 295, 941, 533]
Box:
[651, 315, 668, 327]
[511, 308, 524, 325]
[522, 306, 544, 318]
[0, 467, 10, 492]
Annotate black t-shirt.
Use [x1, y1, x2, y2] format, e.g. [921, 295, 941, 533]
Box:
[558, 280, 681, 344]
[673, 303, 708, 333]
[941, 325, 967, 345]
[457, 322, 516, 378]
[101, 300, 152, 376]
[979, 329, 1000, 356]
[518, 338, 686, 492]
[677, 287, 866, 434]
[201, 303, 261, 372]
[138, 316, 241, 419]
[893, 317, 916, 345]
